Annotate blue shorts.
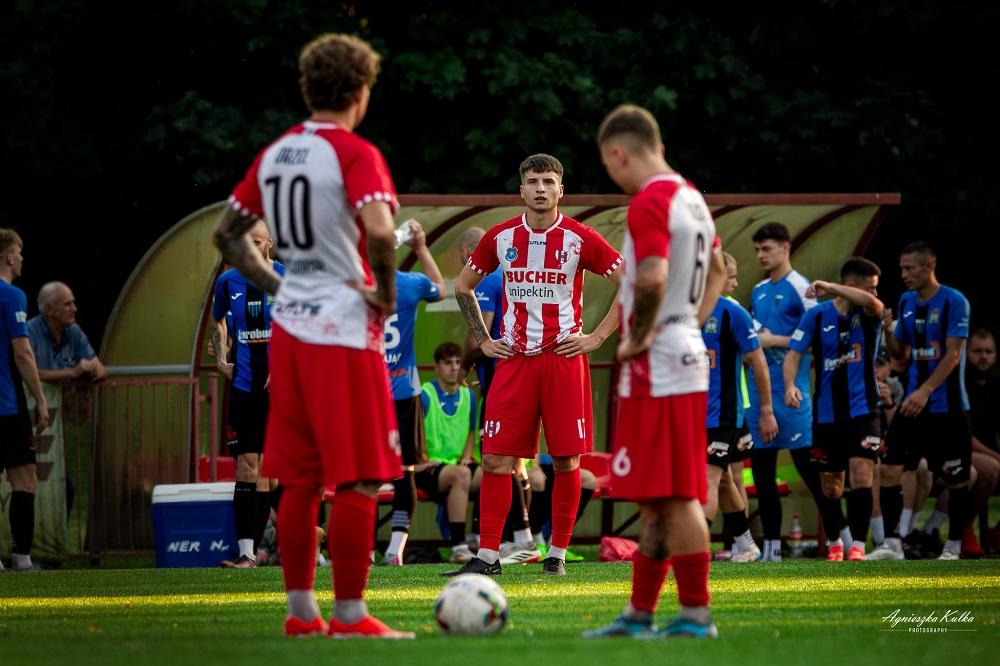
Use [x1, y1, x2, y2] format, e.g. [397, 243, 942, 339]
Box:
[746, 394, 812, 450]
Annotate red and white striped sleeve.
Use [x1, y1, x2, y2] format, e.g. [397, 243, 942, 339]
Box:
[579, 225, 623, 278]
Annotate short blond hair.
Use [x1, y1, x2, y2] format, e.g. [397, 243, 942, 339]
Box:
[0, 228, 23, 258]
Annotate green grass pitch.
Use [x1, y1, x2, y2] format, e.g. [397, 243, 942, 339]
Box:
[2, 560, 999, 666]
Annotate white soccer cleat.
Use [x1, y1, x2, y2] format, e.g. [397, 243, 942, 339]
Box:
[866, 542, 905, 561]
[731, 547, 762, 563]
[498, 543, 541, 565]
[937, 549, 960, 561]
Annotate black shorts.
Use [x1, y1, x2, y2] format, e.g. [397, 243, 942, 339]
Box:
[882, 410, 972, 483]
[0, 411, 35, 472]
[707, 425, 754, 469]
[227, 388, 269, 456]
[810, 414, 881, 472]
[414, 462, 447, 502]
[395, 396, 427, 467]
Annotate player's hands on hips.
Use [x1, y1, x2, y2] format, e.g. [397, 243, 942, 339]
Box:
[616, 334, 652, 362]
[480, 338, 515, 359]
[33, 399, 50, 434]
[350, 282, 397, 315]
[784, 386, 802, 408]
[555, 333, 604, 358]
[900, 385, 930, 417]
[806, 280, 832, 299]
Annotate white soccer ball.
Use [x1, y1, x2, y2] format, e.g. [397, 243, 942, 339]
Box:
[434, 573, 509, 635]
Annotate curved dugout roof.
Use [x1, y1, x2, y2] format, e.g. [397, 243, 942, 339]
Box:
[101, 193, 900, 375]
[98, 193, 897, 460]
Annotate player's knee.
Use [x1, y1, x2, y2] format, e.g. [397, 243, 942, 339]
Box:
[580, 468, 597, 490]
[455, 465, 471, 489]
[849, 460, 875, 489]
[821, 479, 843, 499]
[552, 455, 580, 473]
[482, 454, 515, 475]
[880, 464, 903, 486]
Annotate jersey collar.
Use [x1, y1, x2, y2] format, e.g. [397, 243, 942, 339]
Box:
[520, 211, 564, 234]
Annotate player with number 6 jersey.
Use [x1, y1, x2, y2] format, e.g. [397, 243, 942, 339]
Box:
[585, 105, 726, 641]
[445, 153, 623, 578]
[213, 33, 412, 639]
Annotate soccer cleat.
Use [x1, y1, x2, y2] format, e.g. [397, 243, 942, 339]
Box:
[581, 614, 654, 638]
[220, 555, 257, 569]
[646, 616, 719, 639]
[442, 556, 501, 577]
[866, 542, 905, 561]
[499, 544, 541, 565]
[902, 531, 927, 560]
[714, 549, 732, 561]
[825, 545, 844, 561]
[327, 615, 415, 639]
[284, 616, 328, 637]
[961, 526, 985, 559]
[730, 547, 761, 563]
[847, 544, 866, 561]
[2, 562, 41, 573]
[937, 549, 960, 561]
[380, 554, 403, 567]
[449, 546, 475, 564]
[541, 556, 566, 576]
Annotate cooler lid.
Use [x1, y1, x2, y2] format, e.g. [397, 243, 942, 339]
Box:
[152, 482, 235, 504]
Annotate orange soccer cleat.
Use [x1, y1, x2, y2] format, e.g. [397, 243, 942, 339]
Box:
[847, 544, 866, 561]
[327, 615, 416, 639]
[825, 545, 844, 561]
[284, 616, 329, 637]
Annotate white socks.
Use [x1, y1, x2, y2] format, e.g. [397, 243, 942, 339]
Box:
[287, 589, 321, 622]
[386, 531, 408, 560]
[840, 527, 854, 551]
[334, 599, 368, 624]
[533, 532, 546, 547]
[238, 538, 255, 559]
[735, 531, 756, 553]
[477, 548, 499, 564]
[514, 528, 535, 549]
[899, 508, 914, 537]
[943, 539, 961, 555]
[924, 510, 948, 534]
[870, 516, 885, 545]
[12, 553, 32, 569]
[546, 545, 567, 561]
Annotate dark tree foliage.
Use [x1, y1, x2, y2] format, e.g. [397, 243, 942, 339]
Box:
[1, 0, 997, 344]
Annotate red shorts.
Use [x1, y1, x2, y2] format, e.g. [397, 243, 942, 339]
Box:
[262, 323, 401, 487]
[481, 351, 593, 459]
[608, 392, 707, 503]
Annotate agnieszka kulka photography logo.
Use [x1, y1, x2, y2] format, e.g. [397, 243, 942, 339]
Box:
[880, 608, 977, 633]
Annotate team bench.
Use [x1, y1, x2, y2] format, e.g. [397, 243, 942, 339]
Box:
[198, 453, 791, 548]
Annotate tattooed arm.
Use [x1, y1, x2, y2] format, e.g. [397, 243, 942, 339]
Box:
[456, 265, 513, 358]
[212, 207, 282, 295]
[617, 257, 666, 361]
[358, 201, 397, 313]
[212, 317, 234, 381]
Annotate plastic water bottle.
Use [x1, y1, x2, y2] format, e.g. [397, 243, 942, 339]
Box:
[393, 220, 415, 248]
[789, 512, 803, 558]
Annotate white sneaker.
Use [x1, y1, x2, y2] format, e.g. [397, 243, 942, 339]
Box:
[937, 549, 960, 561]
[449, 545, 475, 564]
[731, 543, 762, 563]
[866, 542, 905, 561]
[498, 544, 541, 565]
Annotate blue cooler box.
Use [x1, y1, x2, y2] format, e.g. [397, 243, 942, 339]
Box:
[151, 482, 238, 567]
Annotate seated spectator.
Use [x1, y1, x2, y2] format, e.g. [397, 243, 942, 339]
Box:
[526, 454, 596, 561]
[415, 342, 478, 563]
[27, 282, 106, 383]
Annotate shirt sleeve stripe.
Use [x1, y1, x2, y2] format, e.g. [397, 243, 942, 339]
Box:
[603, 255, 623, 277]
[353, 191, 400, 212]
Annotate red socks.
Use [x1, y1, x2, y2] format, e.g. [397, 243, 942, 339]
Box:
[478, 471, 512, 552]
[277, 485, 321, 591]
[329, 489, 377, 601]
[672, 551, 711, 608]
[551, 467, 581, 549]
[630, 551, 671, 613]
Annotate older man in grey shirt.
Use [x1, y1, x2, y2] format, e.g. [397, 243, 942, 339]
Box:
[27, 282, 106, 383]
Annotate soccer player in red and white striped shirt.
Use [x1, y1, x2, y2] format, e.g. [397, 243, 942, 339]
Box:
[584, 105, 727, 639]
[214, 34, 411, 640]
[445, 154, 623, 577]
